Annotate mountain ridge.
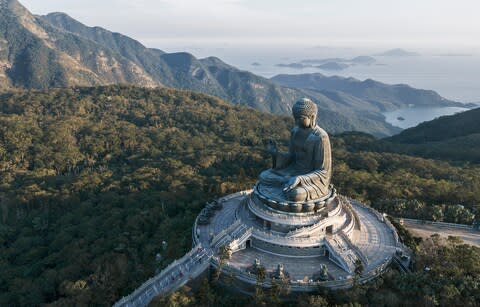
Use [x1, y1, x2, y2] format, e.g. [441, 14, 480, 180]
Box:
[0, 0, 159, 88]
[2, 5, 302, 112]
[0, 0, 467, 137]
[271, 73, 466, 111]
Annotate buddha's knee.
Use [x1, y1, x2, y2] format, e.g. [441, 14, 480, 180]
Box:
[286, 187, 307, 202]
[259, 169, 285, 186]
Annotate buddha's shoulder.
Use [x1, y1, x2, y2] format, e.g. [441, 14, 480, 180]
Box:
[292, 126, 330, 139]
[311, 126, 329, 138]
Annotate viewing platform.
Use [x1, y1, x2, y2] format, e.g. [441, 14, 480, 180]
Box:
[114, 98, 406, 307]
[193, 190, 400, 284]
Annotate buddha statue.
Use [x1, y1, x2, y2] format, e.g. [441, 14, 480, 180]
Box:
[258, 98, 332, 202]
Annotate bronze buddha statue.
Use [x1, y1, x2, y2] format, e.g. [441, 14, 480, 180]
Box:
[259, 98, 332, 202]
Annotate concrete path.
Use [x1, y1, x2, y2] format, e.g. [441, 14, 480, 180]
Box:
[404, 220, 480, 247]
[114, 246, 211, 307]
[350, 202, 397, 272]
[114, 192, 403, 306]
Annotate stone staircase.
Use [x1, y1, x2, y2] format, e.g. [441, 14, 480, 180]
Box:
[285, 219, 326, 238]
[113, 245, 211, 307]
[324, 235, 359, 274]
[210, 219, 251, 252]
[338, 232, 369, 266]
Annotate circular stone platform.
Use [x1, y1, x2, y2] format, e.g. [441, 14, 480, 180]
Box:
[193, 190, 403, 290]
[254, 183, 336, 213]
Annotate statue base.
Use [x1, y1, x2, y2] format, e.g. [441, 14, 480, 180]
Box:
[254, 182, 336, 214]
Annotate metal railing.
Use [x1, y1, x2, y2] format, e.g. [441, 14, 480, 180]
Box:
[339, 231, 369, 266]
[252, 227, 324, 246]
[400, 218, 478, 231]
[214, 251, 393, 291]
[341, 196, 361, 231]
[248, 197, 321, 224]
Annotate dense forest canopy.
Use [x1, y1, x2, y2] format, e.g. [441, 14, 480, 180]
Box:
[0, 85, 478, 306]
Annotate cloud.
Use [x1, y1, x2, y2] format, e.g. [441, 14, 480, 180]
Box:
[19, 0, 480, 49]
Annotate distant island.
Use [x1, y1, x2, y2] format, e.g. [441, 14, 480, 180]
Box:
[275, 63, 308, 69]
[251, 62, 261, 66]
[377, 48, 420, 57]
[275, 55, 376, 71]
[300, 56, 376, 65]
[464, 102, 479, 108]
[316, 62, 349, 71]
[350, 56, 377, 64]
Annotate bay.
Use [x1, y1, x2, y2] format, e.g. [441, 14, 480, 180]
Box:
[383, 107, 470, 129]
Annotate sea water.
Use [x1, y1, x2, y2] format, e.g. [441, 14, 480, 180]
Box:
[163, 44, 480, 129]
[382, 106, 471, 129]
[176, 44, 480, 103]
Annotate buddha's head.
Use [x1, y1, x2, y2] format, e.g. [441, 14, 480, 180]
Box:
[292, 98, 317, 129]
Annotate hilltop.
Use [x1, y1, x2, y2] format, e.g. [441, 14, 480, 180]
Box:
[385, 107, 480, 162]
[377, 48, 420, 56]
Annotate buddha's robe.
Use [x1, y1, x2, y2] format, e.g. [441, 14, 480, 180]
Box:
[259, 126, 332, 201]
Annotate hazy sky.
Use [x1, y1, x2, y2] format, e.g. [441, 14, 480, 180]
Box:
[20, 0, 480, 51]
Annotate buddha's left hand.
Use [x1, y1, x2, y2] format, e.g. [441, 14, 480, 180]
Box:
[283, 176, 301, 192]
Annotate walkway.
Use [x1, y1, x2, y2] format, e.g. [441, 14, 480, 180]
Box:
[114, 192, 403, 306]
[350, 201, 397, 272]
[114, 246, 211, 307]
[403, 220, 480, 247]
[114, 191, 249, 307]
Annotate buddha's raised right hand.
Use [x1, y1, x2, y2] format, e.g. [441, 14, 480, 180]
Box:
[267, 139, 278, 156]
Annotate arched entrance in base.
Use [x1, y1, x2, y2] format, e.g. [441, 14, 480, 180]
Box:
[326, 225, 333, 235]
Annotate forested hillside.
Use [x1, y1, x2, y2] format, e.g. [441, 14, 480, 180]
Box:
[0, 86, 478, 306]
[388, 107, 480, 143]
[0, 86, 289, 305]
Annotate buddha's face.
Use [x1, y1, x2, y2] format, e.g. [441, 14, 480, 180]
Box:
[295, 115, 313, 128]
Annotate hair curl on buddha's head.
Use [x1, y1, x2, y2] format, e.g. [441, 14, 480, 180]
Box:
[292, 98, 318, 119]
